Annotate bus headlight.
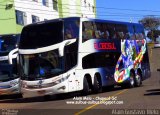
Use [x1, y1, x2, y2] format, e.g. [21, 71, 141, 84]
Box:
[54, 74, 70, 84]
[22, 82, 27, 88]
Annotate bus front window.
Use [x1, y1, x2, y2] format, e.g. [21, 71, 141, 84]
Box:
[20, 50, 64, 80]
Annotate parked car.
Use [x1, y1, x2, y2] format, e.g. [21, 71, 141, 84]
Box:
[154, 37, 160, 48]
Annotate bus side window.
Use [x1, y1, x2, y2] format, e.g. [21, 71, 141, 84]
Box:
[65, 27, 73, 39]
[130, 33, 136, 40]
[101, 23, 110, 39]
[94, 22, 101, 39]
[125, 32, 130, 39]
[82, 21, 93, 42]
[107, 23, 116, 39]
[127, 24, 135, 39]
[135, 25, 145, 40]
[64, 21, 79, 40]
[134, 25, 143, 40]
[115, 24, 128, 40]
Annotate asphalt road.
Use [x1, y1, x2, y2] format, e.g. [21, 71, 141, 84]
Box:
[0, 47, 160, 115]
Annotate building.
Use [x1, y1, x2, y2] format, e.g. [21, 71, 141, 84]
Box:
[0, 0, 96, 35]
[0, 0, 18, 34]
[59, 0, 96, 18]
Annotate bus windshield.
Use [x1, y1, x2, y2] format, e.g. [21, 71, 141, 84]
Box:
[0, 34, 19, 82]
[0, 60, 18, 82]
[19, 49, 64, 80]
[19, 21, 63, 49]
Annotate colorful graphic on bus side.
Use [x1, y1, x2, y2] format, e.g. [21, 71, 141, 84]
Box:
[114, 39, 146, 83]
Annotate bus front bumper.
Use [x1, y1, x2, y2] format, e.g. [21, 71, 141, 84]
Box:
[21, 80, 69, 98]
[0, 84, 20, 95]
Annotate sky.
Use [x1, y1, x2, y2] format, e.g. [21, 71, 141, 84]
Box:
[96, 0, 160, 23]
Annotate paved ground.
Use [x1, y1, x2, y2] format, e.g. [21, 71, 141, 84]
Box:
[0, 47, 160, 115]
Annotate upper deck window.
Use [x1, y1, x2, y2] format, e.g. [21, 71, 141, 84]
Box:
[64, 20, 79, 40]
[82, 21, 128, 42]
[128, 24, 145, 40]
[20, 21, 63, 49]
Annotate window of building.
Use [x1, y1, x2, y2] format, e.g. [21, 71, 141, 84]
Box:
[42, 0, 49, 7]
[92, 6, 94, 12]
[32, 15, 40, 23]
[88, 3, 91, 11]
[84, 0, 87, 8]
[15, 10, 26, 25]
[33, 0, 38, 2]
[53, 0, 58, 11]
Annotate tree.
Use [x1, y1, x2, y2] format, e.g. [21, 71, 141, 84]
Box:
[139, 16, 160, 41]
[147, 30, 160, 39]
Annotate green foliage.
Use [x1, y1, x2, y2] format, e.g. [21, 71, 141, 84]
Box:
[147, 30, 160, 41]
[139, 16, 160, 30]
[139, 16, 160, 41]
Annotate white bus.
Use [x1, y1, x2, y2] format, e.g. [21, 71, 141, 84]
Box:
[19, 17, 150, 98]
[0, 34, 20, 95]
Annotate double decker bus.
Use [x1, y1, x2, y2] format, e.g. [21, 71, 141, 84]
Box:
[19, 17, 150, 98]
[0, 34, 20, 95]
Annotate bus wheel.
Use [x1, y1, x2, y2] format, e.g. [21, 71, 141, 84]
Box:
[93, 75, 102, 93]
[17, 93, 23, 98]
[128, 72, 135, 88]
[44, 95, 52, 100]
[82, 77, 90, 95]
[135, 73, 142, 87]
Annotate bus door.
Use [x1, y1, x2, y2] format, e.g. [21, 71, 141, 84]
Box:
[65, 51, 78, 92]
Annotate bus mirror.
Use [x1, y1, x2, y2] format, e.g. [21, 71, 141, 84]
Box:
[8, 48, 18, 64]
[59, 41, 71, 57]
[58, 39, 76, 57]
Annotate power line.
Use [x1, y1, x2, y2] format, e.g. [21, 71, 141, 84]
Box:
[0, 1, 160, 21]
[1, 1, 160, 16]
[0, 9, 158, 21]
[0, 3, 95, 14]
[15, 10, 157, 19]
[13, 7, 160, 18]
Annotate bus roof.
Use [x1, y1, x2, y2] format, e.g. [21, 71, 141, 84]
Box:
[24, 17, 143, 28]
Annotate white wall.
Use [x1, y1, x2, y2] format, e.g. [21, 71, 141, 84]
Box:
[81, 0, 95, 18]
[14, 0, 59, 25]
[69, 0, 77, 17]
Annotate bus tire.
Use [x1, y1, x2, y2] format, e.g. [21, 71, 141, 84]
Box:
[128, 72, 135, 88]
[17, 93, 22, 98]
[135, 73, 142, 87]
[82, 77, 90, 95]
[44, 95, 52, 101]
[93, 75, 102, 93]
